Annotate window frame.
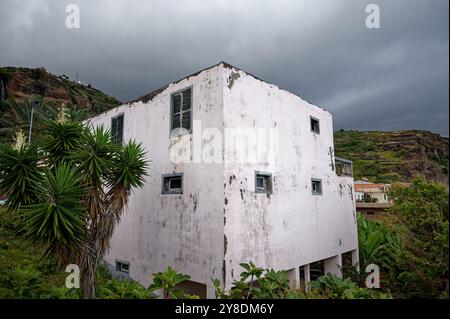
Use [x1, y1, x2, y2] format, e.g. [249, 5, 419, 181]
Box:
[170, 86, 193, 135]
[161, 173, 184, 195]
[255, 171, 273, 194]
[310, 116, 320, 134]
[111, 113, 125, 145]
[311, 178, 323, 195]
[115, 260, 130, 274]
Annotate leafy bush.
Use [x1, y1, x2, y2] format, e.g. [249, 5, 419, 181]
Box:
[148, 266, 196, 299]
[0, 208, 23, 234]
[98, 278, 154, 299]
[42, 286, 80, 299]
[213, 262, 291, 299]
[0, 265, 42, 298]
[382, 178, 449, 298]
[309, 273, 391, 299]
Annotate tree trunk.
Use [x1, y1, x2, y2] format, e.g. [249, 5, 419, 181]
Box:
[82, 249, 99, 299]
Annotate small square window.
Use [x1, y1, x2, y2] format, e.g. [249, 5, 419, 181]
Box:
[310, 117, 320, 134]
[115, 261, 129, 273]
[311, 178, 323, 195]
[255, 172, 272, 194]
[162, 173, 183, 194]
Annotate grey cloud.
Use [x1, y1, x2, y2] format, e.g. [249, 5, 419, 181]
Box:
[0, 0, 448, 135]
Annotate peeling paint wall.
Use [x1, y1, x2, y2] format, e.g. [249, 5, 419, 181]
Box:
[221, 66, 358, 290]
[88, 65, 225, 298]
[87, 63, 358, 297]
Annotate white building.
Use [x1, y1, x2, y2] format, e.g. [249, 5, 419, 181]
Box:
[88, 62, 359, 298]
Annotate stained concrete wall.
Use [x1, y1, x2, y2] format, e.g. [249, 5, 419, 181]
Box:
[221, 66, 358, 290]
[88, 65, 225, 297]
[88, 63, 358, 297]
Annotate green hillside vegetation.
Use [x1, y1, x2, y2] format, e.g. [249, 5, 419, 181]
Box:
[334, 130, 449, 184]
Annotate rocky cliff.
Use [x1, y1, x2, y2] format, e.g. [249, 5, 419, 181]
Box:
[0, 66, 121, 114]
[334, 130, 449, 184]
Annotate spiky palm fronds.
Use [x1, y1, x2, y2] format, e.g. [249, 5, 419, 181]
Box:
[0, 116, 149, 299]
[0, 142, 43, 210]
[21, 164, 86, 263]
[39, 119, 86, 168]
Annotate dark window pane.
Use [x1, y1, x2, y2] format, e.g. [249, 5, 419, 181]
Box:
[111, 117, 117, 140]
[182, 88, 191, 111]
[173, 94, 181, 114]
[172, 113, 181, 130]
[312, 179, 322, 194]
[111, 114, 124, 144]
[311, 118, 320, 134]
[182, 111, 191, 130]
[256, 177, 264, 188]
[169, 177, 182, 189]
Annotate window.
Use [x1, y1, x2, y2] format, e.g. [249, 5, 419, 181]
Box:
[311, 178, 323, 195]
[255, 171, 272, 194]
[111, 114, 124, 144]
[115, 260, 129, 273]
[335, 157, 353, 177]
[171, 87, 192, 132]
[310, 116, 320, 134]
[162, 173, 183, 194]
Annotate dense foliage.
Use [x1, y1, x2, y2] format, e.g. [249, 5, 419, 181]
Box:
[0, 107, 148, 298]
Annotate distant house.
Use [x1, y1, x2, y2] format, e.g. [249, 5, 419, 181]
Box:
[354, 180, 391, 217]
[354, 180, 390, 203]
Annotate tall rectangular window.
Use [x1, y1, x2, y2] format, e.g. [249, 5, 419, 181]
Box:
[310, 116, 320, 134]
[111, 114, 124, 144]
[311, 178, 323, 195]
[171, 87, 192, 132]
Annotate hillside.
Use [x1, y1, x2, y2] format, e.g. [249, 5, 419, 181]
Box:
[0, 66, 121, 114]
[334, 130, 449, 184]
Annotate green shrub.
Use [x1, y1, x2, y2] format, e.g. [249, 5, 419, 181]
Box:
[148, 266, 193, 299]
[42, 286, 80, 299]
[309, 273, 391, 299]
[98, 278, 154, 299]
[0, 208, 23, 234]
[0, 265, 42, 298]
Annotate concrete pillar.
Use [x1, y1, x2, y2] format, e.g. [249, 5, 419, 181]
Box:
[286, 267, 300, 289]
[303, 264, 311, 292]
[324, 254, 342, 278]
[352, 249, 360, 272]
[206, 283, 216, 299]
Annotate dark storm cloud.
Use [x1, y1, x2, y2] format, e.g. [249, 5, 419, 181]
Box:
[0, 0, 448, 135]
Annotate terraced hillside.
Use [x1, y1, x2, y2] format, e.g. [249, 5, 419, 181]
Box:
[334, 130, 449, 184]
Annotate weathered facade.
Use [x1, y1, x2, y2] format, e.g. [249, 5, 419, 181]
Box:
[88, 62, 359, 298]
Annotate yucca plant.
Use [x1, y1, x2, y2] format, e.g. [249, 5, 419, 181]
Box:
[0, 106, 148, 299]
[21, 163, 86, 262]
[0, 131, 43, 210]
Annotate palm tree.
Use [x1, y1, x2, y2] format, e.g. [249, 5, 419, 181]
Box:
[0, 108, 148, 298]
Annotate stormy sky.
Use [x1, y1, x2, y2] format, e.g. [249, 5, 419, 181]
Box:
[1, 0, 448, 135]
